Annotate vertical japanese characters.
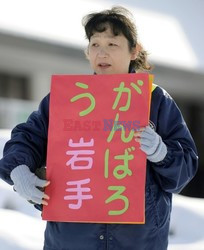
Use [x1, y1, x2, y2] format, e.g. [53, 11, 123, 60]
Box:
[65, 80, 144, 216]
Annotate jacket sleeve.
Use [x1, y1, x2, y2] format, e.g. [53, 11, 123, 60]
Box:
[0, 94, 50, 185]
[150, 88, 198, 193]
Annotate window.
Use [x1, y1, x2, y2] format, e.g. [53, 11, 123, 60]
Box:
[176, 99, 204, 198]
[0, 72, 29, 100]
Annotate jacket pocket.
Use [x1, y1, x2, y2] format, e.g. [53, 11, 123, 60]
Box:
[146, 184, 171, 229]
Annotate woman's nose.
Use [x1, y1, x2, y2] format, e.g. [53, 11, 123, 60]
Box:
[97, 48, 108, 57]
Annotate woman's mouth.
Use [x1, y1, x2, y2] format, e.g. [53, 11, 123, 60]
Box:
[98, 63, 111, 69]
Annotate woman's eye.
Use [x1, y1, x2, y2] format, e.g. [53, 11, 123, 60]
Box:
[91, 43, 98, 47]
[109, 43, 117, 46]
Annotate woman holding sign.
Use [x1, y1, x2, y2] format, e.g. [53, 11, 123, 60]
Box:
[0, 6, 198, 250]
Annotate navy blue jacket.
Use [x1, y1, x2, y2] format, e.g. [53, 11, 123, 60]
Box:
[0, 85, 198, 250]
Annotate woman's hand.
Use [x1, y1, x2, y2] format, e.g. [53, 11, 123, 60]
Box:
[10, 165, 50, 205]
[134, 126, 167, 163]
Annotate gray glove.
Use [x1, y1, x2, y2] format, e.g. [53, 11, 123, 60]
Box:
[10, 165, 50, 205]
[134, 126, 167, 163]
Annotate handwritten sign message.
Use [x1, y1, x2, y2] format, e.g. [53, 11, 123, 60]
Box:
[42, 73, 153, 223]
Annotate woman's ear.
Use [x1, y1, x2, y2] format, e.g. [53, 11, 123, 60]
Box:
[131, 43, 141, 60]
[84, 46, 90, 60]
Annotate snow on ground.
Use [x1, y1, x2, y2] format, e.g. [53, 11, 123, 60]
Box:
[1, 129, 204, 250]
[169, 195, 204, 250]
[0, 179, 45, 250]
[0, 208, 45, 250]
[0, 181, 204, 250]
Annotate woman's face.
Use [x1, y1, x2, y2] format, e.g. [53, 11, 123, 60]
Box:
[87, 26, 137, 75]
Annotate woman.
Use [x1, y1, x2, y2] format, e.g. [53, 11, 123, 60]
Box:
[0, 6, 198, 250]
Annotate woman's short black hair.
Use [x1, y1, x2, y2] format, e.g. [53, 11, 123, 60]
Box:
[82, 6, 152, 72]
